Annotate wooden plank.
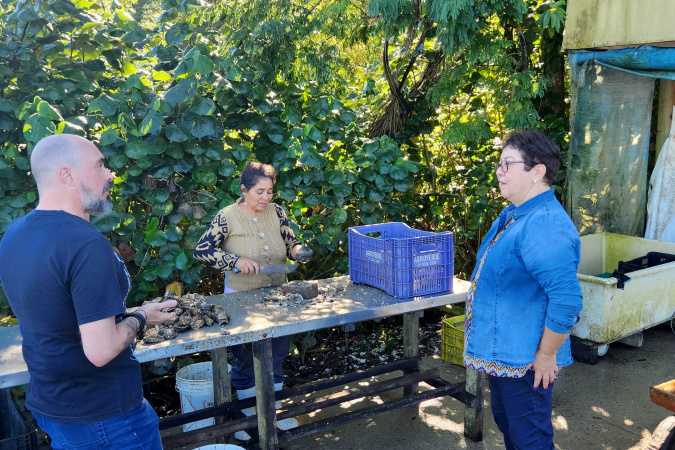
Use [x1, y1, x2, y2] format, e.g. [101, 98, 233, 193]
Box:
[402, 312, 420, 398]
[655, 81, 675, 161]
[211, 347, 230, 445]
[162, 416, 257, 449]
[162, 369, 443, 449]
[275, 369, 442, 420]
[0, 276, 471, 388]
[425, 378, 478, 407]
[463, 368, 484, 442]
[212, 347, 232, 415]
[160, 397, 253, 430]
[253, 338, 278, 450]
[275, 382, 465, 444]
[158, 357, 423, 430]
[650, 379, 675, 413]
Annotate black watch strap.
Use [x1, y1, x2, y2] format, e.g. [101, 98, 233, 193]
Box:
[120, 311, 146, 340]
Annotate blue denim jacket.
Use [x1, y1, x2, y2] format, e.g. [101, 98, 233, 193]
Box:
[464, 189, 583, 369]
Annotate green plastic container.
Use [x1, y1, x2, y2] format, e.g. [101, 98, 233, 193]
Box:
[441, 315, 465, 367]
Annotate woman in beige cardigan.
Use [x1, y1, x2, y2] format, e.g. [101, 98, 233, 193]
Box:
[194, 161, 313, 440]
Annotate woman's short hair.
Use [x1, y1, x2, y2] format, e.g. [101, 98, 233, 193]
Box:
[239, 161, 277, 190]
[504, 130, 560, 185]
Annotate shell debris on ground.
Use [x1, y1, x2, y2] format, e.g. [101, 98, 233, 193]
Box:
[140, 291, 230, 344]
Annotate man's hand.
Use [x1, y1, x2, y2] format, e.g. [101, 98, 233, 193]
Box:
[80, 300, 178, 367]
[138, 300, 177, 326]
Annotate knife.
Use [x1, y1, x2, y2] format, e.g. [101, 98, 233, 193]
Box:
[232, 263, 299, 274]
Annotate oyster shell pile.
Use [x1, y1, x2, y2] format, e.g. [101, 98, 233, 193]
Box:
[141, 291, 230, 344]
[261, 282, 345, 308]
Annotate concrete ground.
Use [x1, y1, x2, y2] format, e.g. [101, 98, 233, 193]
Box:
[277, 323, 675, 450]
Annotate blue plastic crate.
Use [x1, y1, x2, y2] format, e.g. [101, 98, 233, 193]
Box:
[0, 389, 37, 450]
[348, 222, 453, 298]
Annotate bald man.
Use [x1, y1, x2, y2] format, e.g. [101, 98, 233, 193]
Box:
[0, 134, 176, 449]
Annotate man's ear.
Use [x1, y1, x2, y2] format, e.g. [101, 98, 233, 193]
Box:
[57, 166, 75, 186]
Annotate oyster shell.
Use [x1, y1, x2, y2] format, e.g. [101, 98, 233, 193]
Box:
[159, 326, 177, 340]
[212, 305, 230, 325]
[142, 327, 163, 344]
[140, 291, 230, 343]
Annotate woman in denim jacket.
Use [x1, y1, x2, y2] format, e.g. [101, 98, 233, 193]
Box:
[464, 130, 583, 449]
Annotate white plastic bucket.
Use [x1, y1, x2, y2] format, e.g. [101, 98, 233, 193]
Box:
[175, 362, 231, 432]
[193, 445, 245, 450]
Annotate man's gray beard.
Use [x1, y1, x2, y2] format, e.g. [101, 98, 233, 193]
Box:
[79, 184, 113, 217]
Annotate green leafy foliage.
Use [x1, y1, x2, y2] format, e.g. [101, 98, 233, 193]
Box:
[355, 0, 570, 276]
[0, 0, 570, 309]
[0, 0, 418, 303]
[537, 0, 567, 37]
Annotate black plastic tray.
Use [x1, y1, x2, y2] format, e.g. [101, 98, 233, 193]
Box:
[618, 252, 675, 274]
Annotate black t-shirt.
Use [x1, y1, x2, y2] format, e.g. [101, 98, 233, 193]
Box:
[0, 210, 142, 423]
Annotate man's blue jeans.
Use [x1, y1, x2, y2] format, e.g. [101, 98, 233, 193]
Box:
[488, 370, 555, 450]
[33, 398, 162, 450]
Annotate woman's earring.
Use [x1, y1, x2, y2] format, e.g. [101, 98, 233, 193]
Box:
[533, 179, 537, 183]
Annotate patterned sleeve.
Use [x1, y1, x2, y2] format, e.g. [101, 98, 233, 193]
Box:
[274, 204, 301, 259]
[193, 209, 240, 271]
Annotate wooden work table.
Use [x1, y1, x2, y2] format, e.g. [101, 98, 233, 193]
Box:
[0, 276, 483, 449]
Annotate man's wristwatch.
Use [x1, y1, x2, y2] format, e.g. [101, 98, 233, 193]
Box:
[120, 311, 147, 340]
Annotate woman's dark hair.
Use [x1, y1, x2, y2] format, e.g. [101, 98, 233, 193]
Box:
[239, 161, 277, 190]
[504, 130, 560, 185]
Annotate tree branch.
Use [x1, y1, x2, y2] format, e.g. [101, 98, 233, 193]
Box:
[401, 0, 422, 54]
[517, 25, 527, 73]
[20, 23, 28, 42]
[382, 39, 410, 116]
[399, 20, 431, 88]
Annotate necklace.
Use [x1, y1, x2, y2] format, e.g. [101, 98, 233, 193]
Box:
[238, 200, 260, 220]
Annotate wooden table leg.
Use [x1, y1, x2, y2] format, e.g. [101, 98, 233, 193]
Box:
[464, 368, 484, 441]
[212, 347, 231, 420]
[210, 348, 231, 444]
[403, 311, 420, 397]
[253, 339, 278, 450]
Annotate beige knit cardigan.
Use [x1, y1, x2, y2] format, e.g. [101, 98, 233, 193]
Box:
[194, 200, 300, 291]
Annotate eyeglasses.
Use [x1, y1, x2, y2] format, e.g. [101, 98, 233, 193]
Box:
[494, 160, 526, 173]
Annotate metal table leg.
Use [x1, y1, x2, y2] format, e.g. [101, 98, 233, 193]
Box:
[253, 339, 278, 450]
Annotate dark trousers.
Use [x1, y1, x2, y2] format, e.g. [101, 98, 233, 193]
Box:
[488, 370, 555, 450]
[230, 336, 291, 390]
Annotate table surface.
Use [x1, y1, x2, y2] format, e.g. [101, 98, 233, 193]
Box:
[0, 276, 469, 389]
